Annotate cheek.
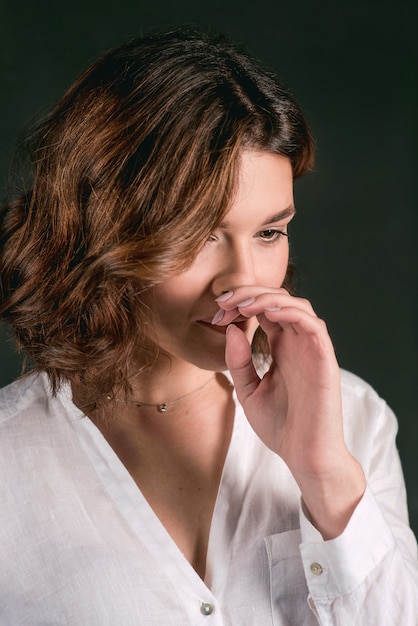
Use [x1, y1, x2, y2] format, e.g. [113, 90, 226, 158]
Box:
[260, 247, 289, 288]
[150, 275, 201, 319]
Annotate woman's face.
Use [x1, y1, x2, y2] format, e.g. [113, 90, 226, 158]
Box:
[144, 151, 295, 372]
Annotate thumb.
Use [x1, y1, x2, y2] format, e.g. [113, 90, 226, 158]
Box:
[225, 324, 260, 402]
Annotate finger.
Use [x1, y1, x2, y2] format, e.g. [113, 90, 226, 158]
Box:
[213, 292, 315, 328]
[211, 307, 249, 326]
[215, 287, 289, 312]
[224, 324, 260, 401]
[217, 290, 315, 317]
[262, 306, 323, 331]
[258, 308, 335, 356]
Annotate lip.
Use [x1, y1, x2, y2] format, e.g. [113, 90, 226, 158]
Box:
[198, 321, 228, 335]
[197, 316, 252, 335]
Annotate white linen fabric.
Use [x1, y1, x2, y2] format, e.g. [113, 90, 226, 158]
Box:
[1, 370, 417, 625]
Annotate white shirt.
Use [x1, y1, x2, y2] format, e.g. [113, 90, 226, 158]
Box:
[0, 370, 417, 625]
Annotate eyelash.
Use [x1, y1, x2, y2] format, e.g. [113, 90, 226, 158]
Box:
[257, 229, 289, 243]
[206, 229, 289, 245]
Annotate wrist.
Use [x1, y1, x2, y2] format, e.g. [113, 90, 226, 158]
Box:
[296, 455, 366, 540]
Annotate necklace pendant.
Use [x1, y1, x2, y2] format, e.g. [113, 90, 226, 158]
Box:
[159, 403, 167, 413]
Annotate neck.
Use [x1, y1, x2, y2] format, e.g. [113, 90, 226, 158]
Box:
[90, 371, 235, 445]
[114, 374, 216, 414]
[122, 361, 220, 408]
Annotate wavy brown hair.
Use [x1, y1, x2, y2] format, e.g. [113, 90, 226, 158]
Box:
[0, 27, 314, 408]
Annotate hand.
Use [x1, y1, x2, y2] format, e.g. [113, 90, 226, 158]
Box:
[215, 287, 366, 538]
[216, 286, 341, 471]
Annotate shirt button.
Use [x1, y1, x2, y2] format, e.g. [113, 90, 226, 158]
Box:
[310, 562, 323, 575]
[200, 602, 214, 616]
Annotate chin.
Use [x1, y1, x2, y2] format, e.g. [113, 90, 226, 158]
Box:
[191, 352, 229, 372]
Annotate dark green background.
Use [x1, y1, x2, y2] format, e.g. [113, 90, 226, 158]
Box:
[1, 0, 417, 536]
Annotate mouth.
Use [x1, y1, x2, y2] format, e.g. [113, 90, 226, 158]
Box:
[197, 316, 252, 335]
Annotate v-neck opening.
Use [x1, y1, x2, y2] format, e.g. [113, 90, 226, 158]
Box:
[58, 376, 242, 600]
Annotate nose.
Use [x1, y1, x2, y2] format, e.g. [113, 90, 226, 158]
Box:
[211, 242, 257, 296]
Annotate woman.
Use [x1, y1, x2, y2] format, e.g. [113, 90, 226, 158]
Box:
[0, 28, 417, 625]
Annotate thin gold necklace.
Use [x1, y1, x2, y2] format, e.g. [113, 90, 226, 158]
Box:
[107, 375, 216, 413]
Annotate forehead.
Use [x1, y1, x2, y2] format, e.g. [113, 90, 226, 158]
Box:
[220, 151, 294, 226]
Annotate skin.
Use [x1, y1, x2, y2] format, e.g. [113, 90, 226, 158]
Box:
[98, 151, 366, 578]
[143, 150, 294, 380]
[211, 154, 366, 539]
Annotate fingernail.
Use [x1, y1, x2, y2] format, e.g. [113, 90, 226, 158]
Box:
[237, 297, 255, 307]
[211, 309, 225, 324]
[265, 306, 281, 311]
[215, 291, 234, 303]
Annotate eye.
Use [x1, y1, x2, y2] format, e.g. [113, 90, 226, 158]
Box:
[205, 232, 219, 244]
[257, 228, 289, 243]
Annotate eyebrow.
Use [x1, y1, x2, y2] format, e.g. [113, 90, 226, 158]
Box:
[219, 206, 296, 229]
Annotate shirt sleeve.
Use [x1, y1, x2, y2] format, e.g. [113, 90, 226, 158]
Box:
[298, 387, 418, 625]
